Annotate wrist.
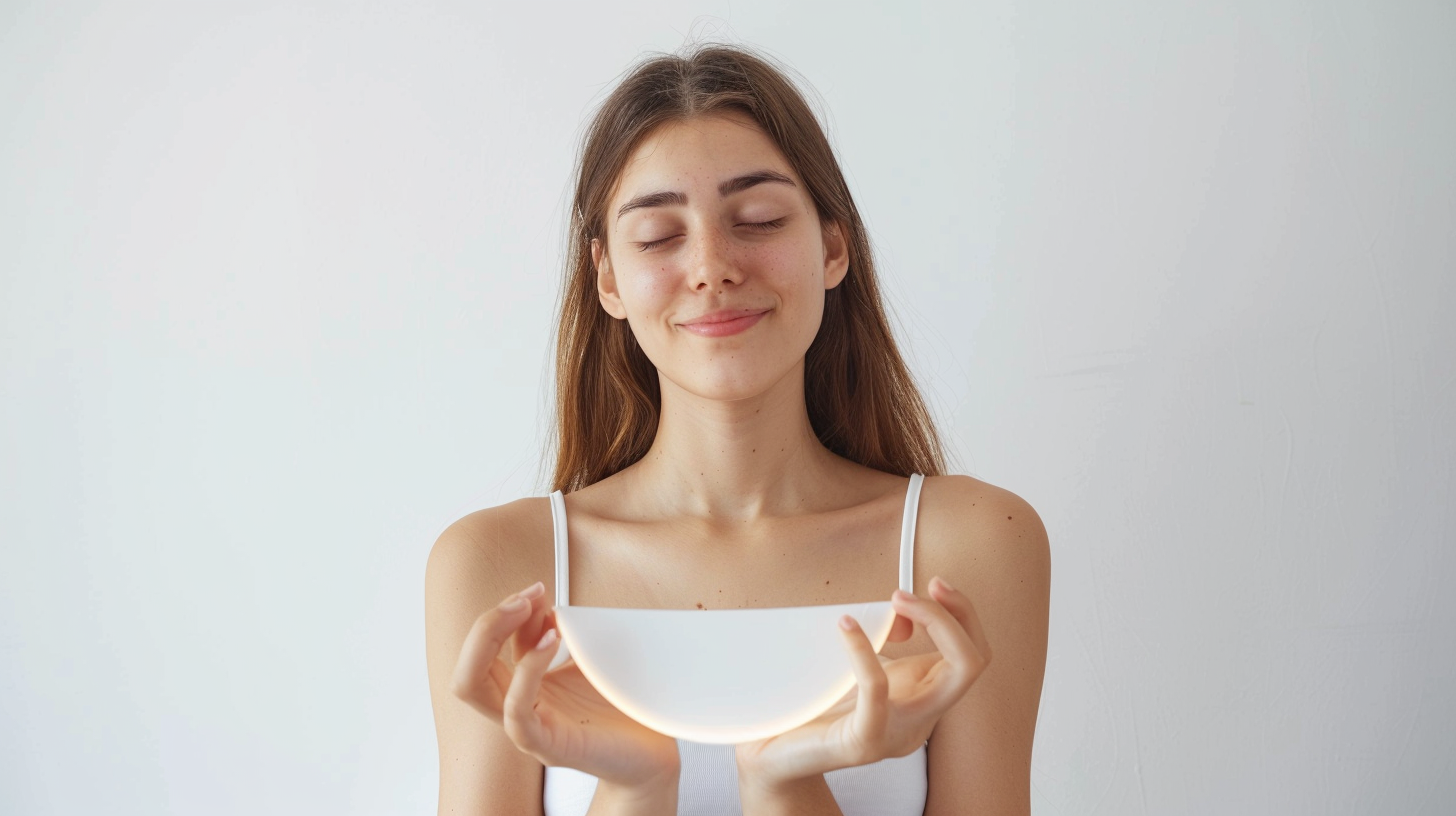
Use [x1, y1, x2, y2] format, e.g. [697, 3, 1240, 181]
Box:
[734, 746, 811, 792]
[588, 771, 679, 816]
[736, 772, 839, 816]
[733, 745, 782, 787]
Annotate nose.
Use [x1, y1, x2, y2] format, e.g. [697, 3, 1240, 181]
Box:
[685, 225, 744, 291]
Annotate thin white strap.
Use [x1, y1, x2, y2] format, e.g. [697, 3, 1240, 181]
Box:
[898, 474, 925, 594]
[549, 490, 569, 607]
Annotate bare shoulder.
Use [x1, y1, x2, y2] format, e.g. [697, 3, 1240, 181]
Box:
[423, 497, 556, 816]
[914, 474, 1051, 815]
[915, 473, 1051, 600]
[426, 497, 556, 600]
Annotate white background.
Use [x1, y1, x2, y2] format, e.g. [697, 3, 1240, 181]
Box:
[2, 1, 1452, 813]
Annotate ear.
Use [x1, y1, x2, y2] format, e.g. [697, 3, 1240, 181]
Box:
[822, 219, 850, 290]
[592, 238, 628, 320]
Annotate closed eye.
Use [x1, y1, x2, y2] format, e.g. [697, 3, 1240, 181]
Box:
[634, 218, 788, 252]
[740, 217, 787, 235]
[635, 234, 680, 252]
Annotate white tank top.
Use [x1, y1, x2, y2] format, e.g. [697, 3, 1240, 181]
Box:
[542, 474, 931, 816]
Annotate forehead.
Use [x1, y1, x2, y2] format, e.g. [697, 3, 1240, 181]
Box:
[610, 113, 800, 203]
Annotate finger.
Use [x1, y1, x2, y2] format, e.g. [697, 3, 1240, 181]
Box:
[928, 576, 992, 669]
[839, 615, 889, 750]
[508, 581, 550, 663]
[890, 586, 984, 695]
[886, 613, 914, 643]
[501, 626, 561, 756]
[450, 589, 536, 722]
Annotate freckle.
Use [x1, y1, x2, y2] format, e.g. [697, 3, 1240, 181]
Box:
[825, 580, 830, 585]
[696, 602, 704, 609]
[1008, 516, 1013, 520]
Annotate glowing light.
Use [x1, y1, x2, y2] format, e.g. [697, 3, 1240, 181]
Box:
[551, 601, 896, 744]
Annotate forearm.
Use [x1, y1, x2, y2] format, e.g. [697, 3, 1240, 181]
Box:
[737, 773, 843, 816]
[585, 777, 678, 816]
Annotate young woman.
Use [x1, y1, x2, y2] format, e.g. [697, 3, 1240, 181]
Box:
[425, 44, 1050, 815]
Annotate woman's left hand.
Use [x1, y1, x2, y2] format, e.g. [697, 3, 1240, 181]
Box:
[733, 575, 992, 788]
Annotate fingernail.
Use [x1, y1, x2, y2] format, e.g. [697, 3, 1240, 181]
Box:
[933, 576, 954, 593]
[839, 615, 858, 632]
[519, 581, 545, 599]
[501, 595, 528, 612]
[893, 589, 915, 603]
[534, 628, 558, 651]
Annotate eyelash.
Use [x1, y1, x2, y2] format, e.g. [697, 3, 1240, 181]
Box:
[635, 218, 787, 252]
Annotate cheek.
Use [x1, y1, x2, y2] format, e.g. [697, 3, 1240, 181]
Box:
[750, 240, 822, 290]
[615, 261, 678, 323]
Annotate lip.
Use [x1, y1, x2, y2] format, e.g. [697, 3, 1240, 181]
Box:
[678, 308, 771, 337]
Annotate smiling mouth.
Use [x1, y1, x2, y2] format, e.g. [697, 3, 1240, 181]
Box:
[678, 309, 770, 337]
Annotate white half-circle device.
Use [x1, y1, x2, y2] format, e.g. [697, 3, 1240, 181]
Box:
[548, 601, 896, 744]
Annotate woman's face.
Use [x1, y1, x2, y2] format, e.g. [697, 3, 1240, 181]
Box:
[592, 111, 848, 403]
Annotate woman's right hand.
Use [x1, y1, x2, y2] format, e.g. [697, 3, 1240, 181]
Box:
[450, 581, 681, 789]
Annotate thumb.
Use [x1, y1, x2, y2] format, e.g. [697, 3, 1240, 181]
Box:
[839, 615, 889, 744]
[501, 627, 561, 756]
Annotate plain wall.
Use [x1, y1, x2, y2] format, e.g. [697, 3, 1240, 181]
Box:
[2, 1, 1452, 813]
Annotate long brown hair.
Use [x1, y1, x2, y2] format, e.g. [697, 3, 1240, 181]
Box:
[550, 43, 946, 492]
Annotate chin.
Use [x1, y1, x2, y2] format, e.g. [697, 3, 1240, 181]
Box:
[670, 367, 791, 404]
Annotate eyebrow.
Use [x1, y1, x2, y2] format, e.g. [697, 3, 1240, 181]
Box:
[615, 170, 796, 221]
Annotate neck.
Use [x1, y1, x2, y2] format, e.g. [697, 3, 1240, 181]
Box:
[624, 361, 846, 523]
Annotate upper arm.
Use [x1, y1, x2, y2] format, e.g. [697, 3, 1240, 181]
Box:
[919, 476, 1051, 816]
[425, 507, 547, 816]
